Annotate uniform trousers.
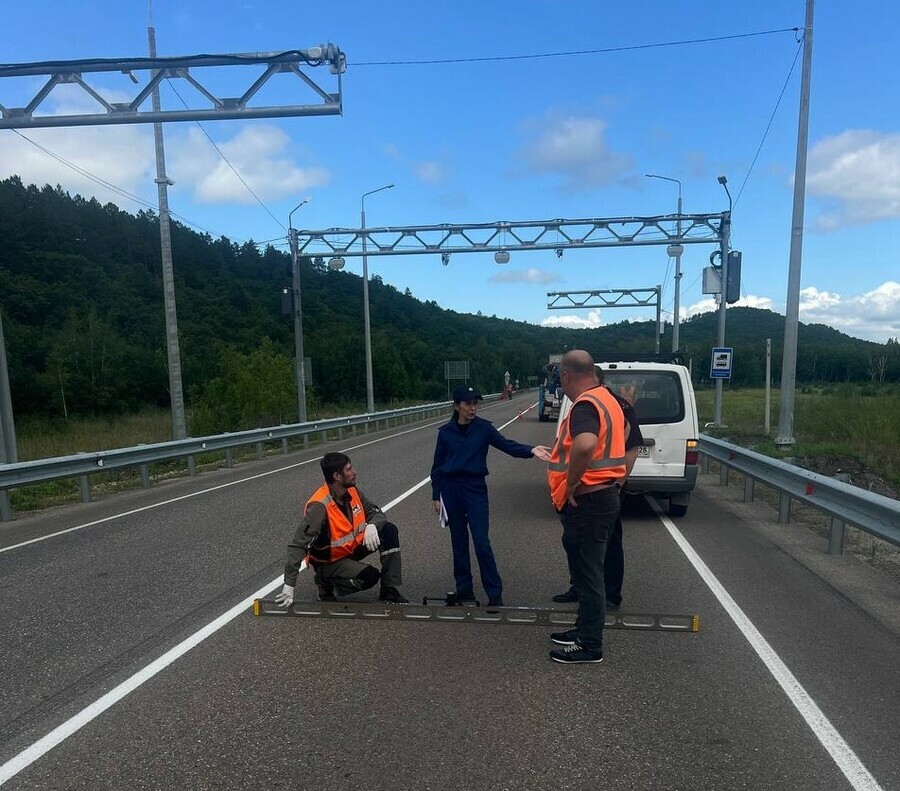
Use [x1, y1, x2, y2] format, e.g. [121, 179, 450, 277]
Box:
[441, 475, 502, 598]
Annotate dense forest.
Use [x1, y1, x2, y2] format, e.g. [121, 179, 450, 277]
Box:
[1, 176, 897, 432]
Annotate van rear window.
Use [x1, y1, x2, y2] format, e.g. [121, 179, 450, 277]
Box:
[604, 371, 685, 424]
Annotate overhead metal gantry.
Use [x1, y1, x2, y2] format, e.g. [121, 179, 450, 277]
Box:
[295, 212, 727, 260]
[548, 286, 664, 352]
[0, 46, 345, 129]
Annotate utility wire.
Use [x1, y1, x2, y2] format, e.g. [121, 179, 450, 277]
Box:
[352, 28, 799, 66]
[734, 34, 804, 210]
[9, 128, 247, 243]
[166, 80, 286, 231]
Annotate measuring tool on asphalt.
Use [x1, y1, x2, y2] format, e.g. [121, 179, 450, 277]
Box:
[253, 594, 699, 632]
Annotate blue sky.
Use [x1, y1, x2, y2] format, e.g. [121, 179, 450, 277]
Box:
[1, 1, 898, 343]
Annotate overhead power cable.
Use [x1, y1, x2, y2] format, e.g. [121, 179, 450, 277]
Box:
[351, 28, 799, 66]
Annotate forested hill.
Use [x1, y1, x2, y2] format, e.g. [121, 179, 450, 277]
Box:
[1, 177, 896, 429]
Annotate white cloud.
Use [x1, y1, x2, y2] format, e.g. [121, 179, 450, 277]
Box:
[682, 283, 899, 342]
[807, 130, 900, 230]
[490, 267, 560, 284]
[541, 309, 604, 329]
[413, 160, 447, 184]
[519, 115, 633, 189]
[382, 143, 403, 161]
[169, 125, 329, 204]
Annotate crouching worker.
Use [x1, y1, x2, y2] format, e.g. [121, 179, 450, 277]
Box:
[276, 452, 408, 607]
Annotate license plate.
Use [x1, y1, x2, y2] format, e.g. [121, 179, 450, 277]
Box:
[637, 446, 651, 457]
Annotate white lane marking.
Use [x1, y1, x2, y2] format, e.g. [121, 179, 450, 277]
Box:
[651, 500, 884, 791]
[0, 414, 456, 555]
[0, 401, 540, 784]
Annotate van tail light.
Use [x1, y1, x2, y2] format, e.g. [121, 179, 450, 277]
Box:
[685, 439, 699, 466]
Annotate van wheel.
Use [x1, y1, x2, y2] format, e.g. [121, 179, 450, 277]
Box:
[668, 502, 688, 518]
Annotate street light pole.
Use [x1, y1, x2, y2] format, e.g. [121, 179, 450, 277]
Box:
[713, 175, 733, 427]
[288, 200, 309, 423]
[360, 183, 394, 413]
[645, 174, 684, 352]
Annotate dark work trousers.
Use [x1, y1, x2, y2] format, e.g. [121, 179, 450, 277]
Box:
[559, 488, 621, 652]
[441, 475, 501, 598]
[565, 489, 625, 606]
[315, 521, 402, 597]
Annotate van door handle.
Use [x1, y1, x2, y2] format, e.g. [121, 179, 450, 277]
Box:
[640, 438, 656, 447]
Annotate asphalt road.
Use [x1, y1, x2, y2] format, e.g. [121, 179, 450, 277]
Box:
[0, 398, 897, 790]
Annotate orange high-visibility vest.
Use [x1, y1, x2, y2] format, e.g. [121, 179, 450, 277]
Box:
[548, 386, 627, 510]
[306, 484, 367, 564]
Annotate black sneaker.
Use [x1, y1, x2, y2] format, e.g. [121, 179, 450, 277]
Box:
[552, 588, 578, 603]
[550, 643, 604, 664]
[487, 596, 504, 607]
[455, 590, 476, 601]
[550, 628, 579, 646]
[606, 601, 621, 612]
[316, 583, 337, 602]
[379, 586, 409, 604]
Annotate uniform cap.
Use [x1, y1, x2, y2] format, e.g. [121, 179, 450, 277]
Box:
[452, 386, 483, 403]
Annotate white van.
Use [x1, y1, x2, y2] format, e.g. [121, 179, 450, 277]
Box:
[556, 360, 700, 517]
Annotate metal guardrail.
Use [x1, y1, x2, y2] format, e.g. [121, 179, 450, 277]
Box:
[0, 394, 504, 521]
[699, 435, 900, 554]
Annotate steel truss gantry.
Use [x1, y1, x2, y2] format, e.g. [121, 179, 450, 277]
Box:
[0, 46, 345, 129]
[295, 212, 728, 259]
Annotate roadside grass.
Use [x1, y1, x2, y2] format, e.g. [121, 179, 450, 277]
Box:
[695, 384, 899, 488]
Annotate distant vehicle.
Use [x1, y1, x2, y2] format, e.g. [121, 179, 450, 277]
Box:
[556, 358, 699, 517]
[538, 356, 563, 422]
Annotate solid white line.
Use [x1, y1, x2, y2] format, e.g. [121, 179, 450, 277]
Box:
[651, 500, 884, 791]
[0, 401, 536, 784]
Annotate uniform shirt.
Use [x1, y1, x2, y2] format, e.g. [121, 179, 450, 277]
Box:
[430, 415, 534, 501]
[283, 486, 386, 586]
[569, 387, 644, 450]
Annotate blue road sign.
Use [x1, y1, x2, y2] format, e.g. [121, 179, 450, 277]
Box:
[710, 347, 733, 379]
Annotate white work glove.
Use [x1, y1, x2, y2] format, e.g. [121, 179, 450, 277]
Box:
[363, 523, 381, 551]
[275, 584, 294, 608]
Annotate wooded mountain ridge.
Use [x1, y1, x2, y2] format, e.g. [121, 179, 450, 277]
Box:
[1, 177, 896, 430]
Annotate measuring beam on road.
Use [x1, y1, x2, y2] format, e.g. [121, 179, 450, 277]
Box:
[253, 598, 700, 632]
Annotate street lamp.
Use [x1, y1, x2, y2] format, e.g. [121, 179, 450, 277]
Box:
[645, 173, 684, 352]
[713, 175, 733, 427]
[288, 199, 309, 423]
[361, 183, 394, 413]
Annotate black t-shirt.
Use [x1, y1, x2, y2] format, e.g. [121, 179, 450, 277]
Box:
[569, 388, 644, 450]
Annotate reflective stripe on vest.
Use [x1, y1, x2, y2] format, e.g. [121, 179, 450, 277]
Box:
[547, 387, 627, 510]
[306, 484, 367, 563]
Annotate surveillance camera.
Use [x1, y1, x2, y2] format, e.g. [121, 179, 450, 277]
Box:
[555, 248, 563, 259]
[441, 253, 450, 266]
[717, 175, 727, 185]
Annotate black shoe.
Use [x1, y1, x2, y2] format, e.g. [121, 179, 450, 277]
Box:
[550, 643, 604, 664]
[455, 590, 476, 602]
[552, 588, 578, 604]
[379, 586, 409, 604]
[316, 583, 337, 602]
[550, 628, 579, 646]
[606, 601, 621, 612]
[487, 596, 504, 607]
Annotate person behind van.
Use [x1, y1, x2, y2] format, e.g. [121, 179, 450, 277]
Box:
[552, 370, 643, 609]
[546, 350, 626, 664]
[431, 385, 551, 607]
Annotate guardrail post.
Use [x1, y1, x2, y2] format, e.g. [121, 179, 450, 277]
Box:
[743, 477, 754, 502]
[225, 448, 234, 468]
[337, 427, 343, 440]
[79, 475, 91, 503]
[719, 464, 729, 487]
[778, 493, 792, 523]
[321, 430, 327, 445]
[828, 517, 846, 555]
[140, 464, 150, 489]
[281, 438, 289, 454]
[256, 442, 263, 460]
[0, 491, 12, 522]
[701, 455, 710, 474]
[187, 456, 197, 476]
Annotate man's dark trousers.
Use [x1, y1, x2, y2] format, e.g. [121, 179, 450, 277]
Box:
[441, 475, 501, 598]
[559, 488, 621, 652]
